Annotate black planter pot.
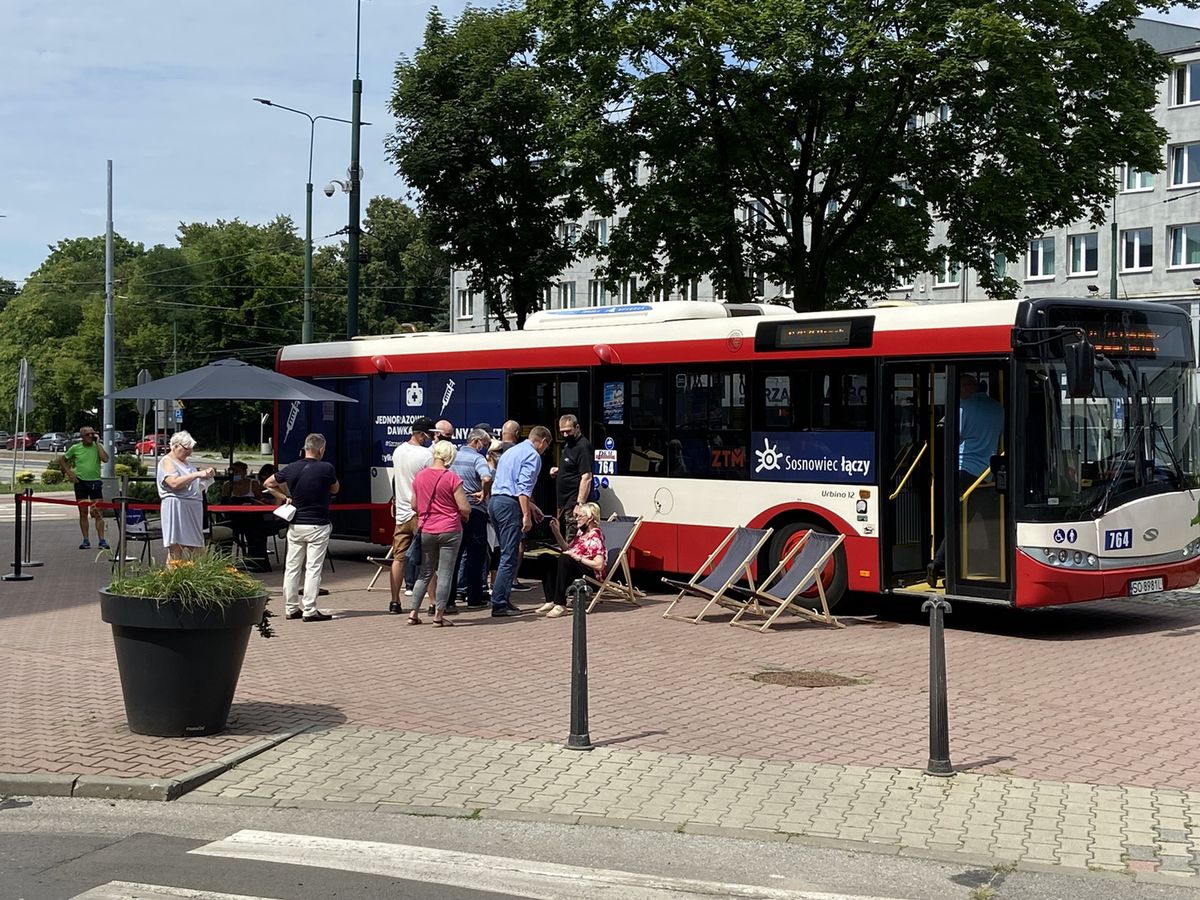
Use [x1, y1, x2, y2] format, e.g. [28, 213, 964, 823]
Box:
[99, 590, 268, 737]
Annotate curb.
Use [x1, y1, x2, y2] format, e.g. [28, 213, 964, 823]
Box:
[0, 726, 310, 803]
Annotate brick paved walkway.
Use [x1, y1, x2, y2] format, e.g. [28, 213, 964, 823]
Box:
[7, 514, 1200, 882]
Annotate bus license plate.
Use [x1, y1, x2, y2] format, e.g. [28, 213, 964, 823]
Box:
[1128, 577, 1164, 596]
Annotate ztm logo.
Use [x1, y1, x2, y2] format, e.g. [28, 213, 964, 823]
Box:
[754, 437, 781, 473]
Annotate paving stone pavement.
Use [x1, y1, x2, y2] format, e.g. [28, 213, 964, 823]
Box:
[8, 515, 1200, 883]
[187, 723, 1200, 885]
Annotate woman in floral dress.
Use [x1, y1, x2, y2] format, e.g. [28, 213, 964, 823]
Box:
[537, 502, 607, 619]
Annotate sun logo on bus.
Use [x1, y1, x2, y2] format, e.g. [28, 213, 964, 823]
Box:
[754, 437, 781, 473]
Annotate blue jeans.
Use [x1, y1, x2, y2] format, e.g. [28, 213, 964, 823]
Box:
[455, 508, 490, 604]
[489, 495, 524, 610]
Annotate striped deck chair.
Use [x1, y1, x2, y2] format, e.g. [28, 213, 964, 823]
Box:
[728, 531, 846, 632]
[660, 526, 773, 624]
[583, 516, 643, 612]
[365, 546, 394, 591]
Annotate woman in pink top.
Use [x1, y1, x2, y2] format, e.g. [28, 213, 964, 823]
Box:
[408, 441, 470, 626]
[538, 502, 607, 619]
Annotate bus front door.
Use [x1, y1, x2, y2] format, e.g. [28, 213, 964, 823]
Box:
[943, 364, 1011, 598]
[506, 371, 590, 523]
[881, 364, 939, 588]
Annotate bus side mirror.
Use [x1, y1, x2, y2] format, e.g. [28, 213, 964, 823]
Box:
[1065, 339, 1095, 398]
[991, 454, 1008, 495]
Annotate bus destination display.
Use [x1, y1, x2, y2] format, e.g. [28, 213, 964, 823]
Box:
[1046, 308, 1190, 360]
[756, 316, 874, 352]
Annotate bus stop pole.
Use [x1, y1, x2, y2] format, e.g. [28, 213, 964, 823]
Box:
[922, 595, 954, 776]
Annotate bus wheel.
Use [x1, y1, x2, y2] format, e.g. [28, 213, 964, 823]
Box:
[765, 520, 848, 611]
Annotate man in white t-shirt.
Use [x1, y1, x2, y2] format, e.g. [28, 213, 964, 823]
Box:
[389, 416, 435, 614]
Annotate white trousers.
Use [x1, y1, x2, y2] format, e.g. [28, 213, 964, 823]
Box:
[283, 523, 332, 615]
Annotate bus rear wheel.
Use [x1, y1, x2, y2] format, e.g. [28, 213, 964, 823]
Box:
[764, 519, 848, 612]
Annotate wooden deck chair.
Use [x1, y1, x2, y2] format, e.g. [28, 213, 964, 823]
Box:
[366, 546, 394, 591]
[582, 516, 643, 612]
[660, 526, 773, 624]
[729, 531, 846, 632]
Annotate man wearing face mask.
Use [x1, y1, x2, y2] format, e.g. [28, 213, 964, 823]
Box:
[550, 414, 594, 541]
[389, 417, 435, 614]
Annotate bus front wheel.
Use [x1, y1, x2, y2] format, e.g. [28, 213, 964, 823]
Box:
[764, 519, 848, 612]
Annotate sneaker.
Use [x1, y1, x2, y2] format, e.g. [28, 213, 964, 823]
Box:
[285, 609, 303, 620]
[510, 581, 533, 592]
[404, 588, 414, 597]
[303, 611, 334, 622]
[79, 539, 90, 550]
[491, 608, 511, 617]
[388, 601, 403, 615]
[98, 539, 110, 550]
[318, 588, 330, 597]
[535, 602, 555, 615]
[504, 602, 522, 613]
[443, 604, 460, 616]
[547, 605, 568, 618]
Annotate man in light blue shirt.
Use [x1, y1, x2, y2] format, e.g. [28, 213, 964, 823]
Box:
[451, 428, 494, 607]
[489, 424, 552, 616]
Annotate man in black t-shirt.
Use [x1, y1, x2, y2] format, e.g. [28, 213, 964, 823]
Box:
[264, 433, 340, 622]
[550, 414, 594, 541]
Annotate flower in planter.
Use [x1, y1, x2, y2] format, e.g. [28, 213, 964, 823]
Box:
[110, 550, 274, 637]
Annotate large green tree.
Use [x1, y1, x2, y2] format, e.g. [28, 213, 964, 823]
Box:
[387, 6, 581, 329]
[533, 0, 1181, 310]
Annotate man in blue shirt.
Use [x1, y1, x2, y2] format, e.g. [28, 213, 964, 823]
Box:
[451, 427, 494, 608]
[489, 424, 552, 616]
[929, 375, 1003, 585]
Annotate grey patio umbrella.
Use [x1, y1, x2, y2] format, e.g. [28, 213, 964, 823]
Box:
[106, 358, 357, 465]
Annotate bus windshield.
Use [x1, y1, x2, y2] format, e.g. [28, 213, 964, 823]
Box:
[1021, 357, 1199, 519]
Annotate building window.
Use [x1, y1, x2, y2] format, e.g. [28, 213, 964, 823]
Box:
[1122, 165, 1154, 192]
[557, 281, 577, 309]
[587, 279, 607, 307]
[935, 103, 951, 123]
[934, 256, 959, 287]
[456, 289, 474, 319]
[993, 250, 1008, 277]
[1027, 237, 1055, 279]
[619, 277, 638, 303]
[1173, 62, 1200, 106]
[557, 222, 579, 244]
[1169, 223, 1200, 268]
[586, 218, 608, 246]
[1068, 233, 1098, 275]
[1171, 143, 1200, 186]
[684, 278, 700, 301]
[1121, 228, 1153, 271]
[542, 286, 553, 310]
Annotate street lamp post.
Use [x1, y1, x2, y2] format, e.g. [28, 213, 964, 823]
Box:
[347, 0, 365, 339]
[253, 98, 354, 344]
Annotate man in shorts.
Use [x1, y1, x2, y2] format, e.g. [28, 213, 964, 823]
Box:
[59, 426, 110, 550]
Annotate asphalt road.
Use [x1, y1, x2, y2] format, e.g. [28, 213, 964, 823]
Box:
[2, 797, 1196, 900]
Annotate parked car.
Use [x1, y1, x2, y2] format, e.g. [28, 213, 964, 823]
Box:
[4, 432, 40, 450]
[34, 434, 70, 453]
[0, 431, 10, 446]
[136, 434, 171, 455]
[111, 430, 137, 453]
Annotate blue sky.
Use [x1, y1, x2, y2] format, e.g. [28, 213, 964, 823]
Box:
[1, 2, 1198, 286]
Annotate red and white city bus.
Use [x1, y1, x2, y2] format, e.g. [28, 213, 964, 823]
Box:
[276, 297, 1200, 609]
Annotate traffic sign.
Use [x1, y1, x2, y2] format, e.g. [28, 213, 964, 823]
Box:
[135, 369, 152, 417]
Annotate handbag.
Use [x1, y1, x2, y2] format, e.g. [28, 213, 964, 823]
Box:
[272, 502, 297, 523]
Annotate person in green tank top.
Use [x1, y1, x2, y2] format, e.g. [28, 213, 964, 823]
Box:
[59, 426, 110, 550]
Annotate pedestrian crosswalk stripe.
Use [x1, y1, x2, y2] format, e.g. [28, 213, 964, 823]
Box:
[71, 882, 281, 900]
[191, 829, 910, 900]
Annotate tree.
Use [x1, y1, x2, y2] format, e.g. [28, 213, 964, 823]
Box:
[387, 6, 581, 329]
[532, 0, 1178, 310]
[0, 278, 16, 315]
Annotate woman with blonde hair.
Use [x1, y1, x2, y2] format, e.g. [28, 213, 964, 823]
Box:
[538, 502, 607, 618]
[407, 440, 471, 626]
[157, 430, 215, 561]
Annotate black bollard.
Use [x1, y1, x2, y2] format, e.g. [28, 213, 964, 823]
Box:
[922, 595, 954, 776]
[3, 491, 34, 582]
[565, 578, 593, 751]
[21, 488, 43, 567]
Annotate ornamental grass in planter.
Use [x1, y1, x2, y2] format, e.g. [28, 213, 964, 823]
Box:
[101, 552, 273, 737]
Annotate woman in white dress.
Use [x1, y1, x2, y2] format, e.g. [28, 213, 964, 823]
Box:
[157, 430, 215, 561]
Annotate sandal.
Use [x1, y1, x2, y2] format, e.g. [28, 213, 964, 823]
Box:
[407, 614, 421, 625]
[432, 618, 453, 627]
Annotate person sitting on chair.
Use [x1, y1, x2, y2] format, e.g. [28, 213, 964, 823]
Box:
[537, 502, 606, 619]
[221, 461, 265, 502]
[221, 461, 270, 571]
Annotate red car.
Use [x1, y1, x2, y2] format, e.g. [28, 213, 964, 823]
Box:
[136, 434, 171, 455]
[4, 432, 40, 450]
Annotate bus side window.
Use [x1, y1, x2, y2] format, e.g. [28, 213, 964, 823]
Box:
[758, 372, 802, 429]
[603, 373, 668, 476]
